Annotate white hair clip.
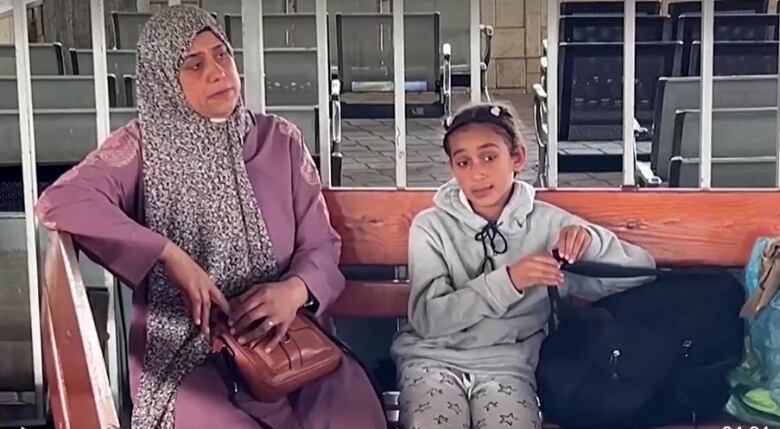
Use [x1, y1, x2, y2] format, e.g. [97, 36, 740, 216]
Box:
[490, 106, 501, 117]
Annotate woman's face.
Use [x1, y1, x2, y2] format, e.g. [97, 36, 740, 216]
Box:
[178, 30, 241, 119]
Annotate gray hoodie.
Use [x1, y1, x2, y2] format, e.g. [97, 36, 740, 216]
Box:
[390, 180, 656, 383]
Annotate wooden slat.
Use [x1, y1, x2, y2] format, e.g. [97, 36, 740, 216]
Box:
[329, 281, 409, 317]
[325, 188, 780, 267]
[42, 232, 119, 429]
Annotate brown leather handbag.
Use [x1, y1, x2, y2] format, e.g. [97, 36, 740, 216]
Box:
[211, 313, 342, 402]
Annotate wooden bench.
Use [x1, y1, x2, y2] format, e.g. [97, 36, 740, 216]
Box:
[43, 188, 780, 428]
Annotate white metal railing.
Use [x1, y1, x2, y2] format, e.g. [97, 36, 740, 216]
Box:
[393, 0, 406, 188]
[12, 0, 43, 425]
[88, 0, 122, 410]
[622, 0, 636, 187]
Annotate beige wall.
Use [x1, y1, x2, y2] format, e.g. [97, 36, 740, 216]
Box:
[482, 0, 545, 92]
[0, 15, 13, 44]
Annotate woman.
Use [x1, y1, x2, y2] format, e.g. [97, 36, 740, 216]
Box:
[35, 5, 386, 429]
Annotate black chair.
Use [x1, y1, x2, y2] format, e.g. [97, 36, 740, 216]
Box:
[669, 0, 768, 38]
[558, 41, 683, 142]
[676, 13, 779, 72]
[560, 14, 671, 42]
[560, 1, 661, 15]
[688, 40, 778, 76]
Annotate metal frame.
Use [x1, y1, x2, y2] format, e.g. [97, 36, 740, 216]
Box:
[12, 0, 44, 425]
[242, 0, 266, 112]
[623, 0, 636, 187]
[316, 0, 331, 186]
[393, 0, 406, 188]
[699, 0, 714, 188]
[88, 0, 122, 413]
[545, 0, 559, 188]
[469, 0, 480, 102]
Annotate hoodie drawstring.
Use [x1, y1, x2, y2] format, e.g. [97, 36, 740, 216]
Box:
[475, 221, 508, 274]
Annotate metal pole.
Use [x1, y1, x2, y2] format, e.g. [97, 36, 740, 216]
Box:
[89, 0, 120, 408]
[13, 0, 44, 423]
[393, 0, 407, 188]
[242, 0, 266, 113]
[622, 0, 636, 186]
[469, 0, 480, 102]
[699, 0, 714, 188]
[545, 0, 558, 188]
[316, 0, 332, 186]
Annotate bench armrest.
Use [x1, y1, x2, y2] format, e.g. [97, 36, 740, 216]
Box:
[636, 161, 662, 187]
[441, 43, 453, 118]
[532, 83, 550, 186]
[330, 79, 342, 151]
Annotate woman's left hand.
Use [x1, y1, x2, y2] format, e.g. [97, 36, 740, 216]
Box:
[555, 225, 593, 264]
[229, 277, 309, 351]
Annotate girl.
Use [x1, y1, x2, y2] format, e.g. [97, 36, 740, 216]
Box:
[390, 102, 656, 428]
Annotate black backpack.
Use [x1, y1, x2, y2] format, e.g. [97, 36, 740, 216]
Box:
[536, 258, 745, 429]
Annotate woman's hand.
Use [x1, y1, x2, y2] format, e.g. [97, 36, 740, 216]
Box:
[160, 241, 231, 340]
[555, 225, 593, 264]
[229, 277, 309, 352]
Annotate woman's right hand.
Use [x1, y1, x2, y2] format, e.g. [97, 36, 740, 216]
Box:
[160, 241, 231, 339]
[508, 252, 564, 291]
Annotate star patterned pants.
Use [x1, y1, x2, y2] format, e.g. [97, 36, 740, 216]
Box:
[397, 360, 542, 429]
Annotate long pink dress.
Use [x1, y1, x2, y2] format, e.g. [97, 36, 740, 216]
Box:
[35, 113, 387, 429]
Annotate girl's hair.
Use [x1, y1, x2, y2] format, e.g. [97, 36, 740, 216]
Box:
[442, 102, 523, 156]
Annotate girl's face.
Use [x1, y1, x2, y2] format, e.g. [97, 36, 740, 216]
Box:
[448, 123, 526, 220]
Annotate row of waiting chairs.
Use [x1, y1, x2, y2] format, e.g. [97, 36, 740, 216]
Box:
[553, 40, 777, 141]
[150, 0, 489, 87]
[558, 0, 767, 16]
[110, 10, 479, 119]
[559, 13, 780, 74]
[535, 75, 779, 188]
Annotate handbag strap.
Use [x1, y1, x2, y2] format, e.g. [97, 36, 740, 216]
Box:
[545, 250, 706, 333]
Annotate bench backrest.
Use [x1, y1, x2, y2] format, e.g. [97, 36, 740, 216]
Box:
[324, 189, 780, 316]
[558, 41, 682, 141]
[560, 14, 671, 42]
[405, 0, 470, 68]
[111, 11, 151, 49]
[673, 107, 777, 158]
[252, 48, 319, 105]
[70, 49, 137, 77]
[670, 156, 777, 187]
[668, 0, 767, 21]
[336, 13, 440, 94]
[0, 108, 138, 167]
[0, 76, 117, 110]
[559, 1, 661, 15]
[0, 43, 65, 75]
[676, 13, 780, 73]
[266, 105, 319, 154]
[225, 13, 318, 49]
[688, 40, 778, 76]
[651, 75, 777, 179]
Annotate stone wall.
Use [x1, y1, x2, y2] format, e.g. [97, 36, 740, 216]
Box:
[482, 0, 546, 93]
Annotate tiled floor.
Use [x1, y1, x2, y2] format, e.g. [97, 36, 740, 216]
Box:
[339, 92, 629, 188]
